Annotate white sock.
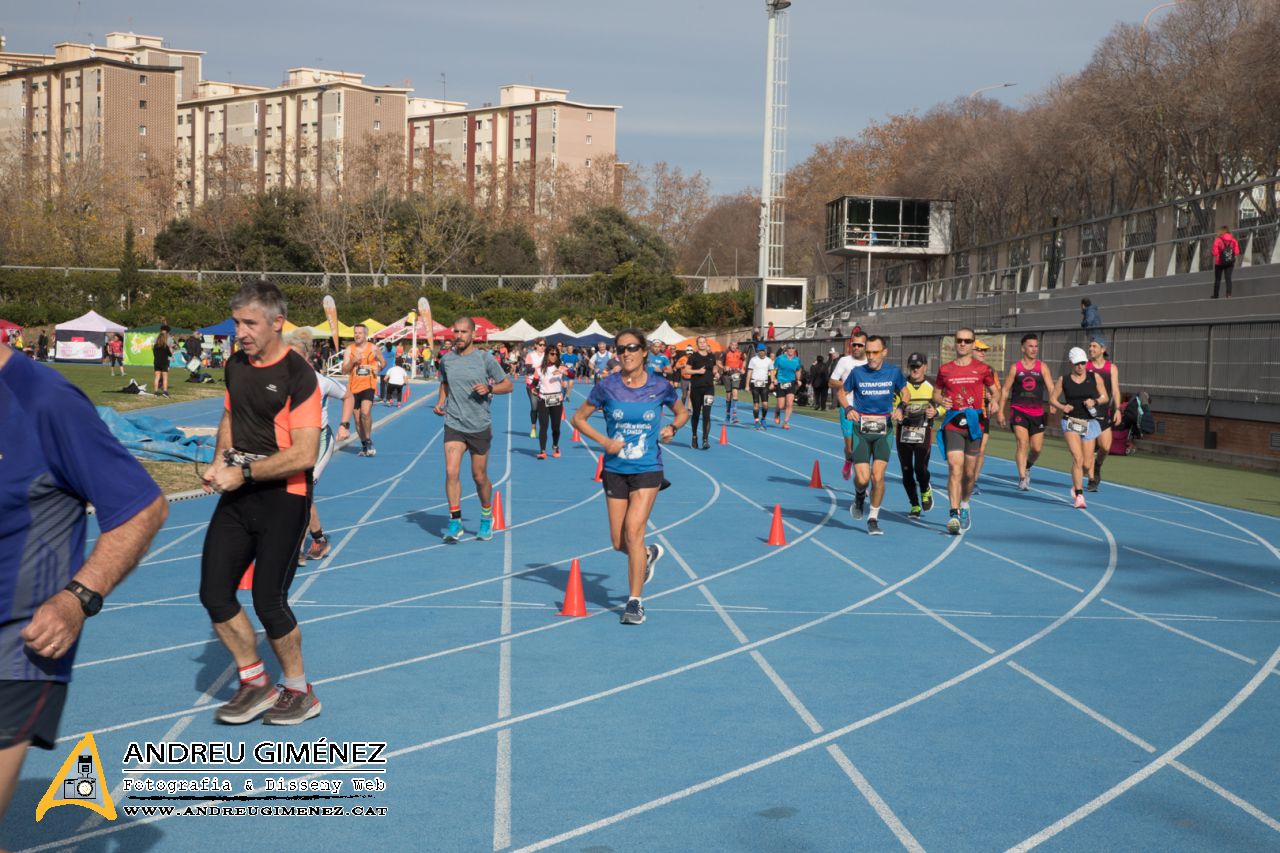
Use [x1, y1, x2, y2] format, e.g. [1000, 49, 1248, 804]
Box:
[961, 500, 971, 510]
[628, 596, 642, 605]
[283, 674, 308, 693]
[868, 505, 880, 520]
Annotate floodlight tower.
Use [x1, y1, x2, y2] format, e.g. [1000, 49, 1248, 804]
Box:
[758, 0, 791, 279]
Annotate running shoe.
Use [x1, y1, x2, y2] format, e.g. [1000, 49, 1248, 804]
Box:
[909, 505, 922, 520]
[306, 535, 330, 562]
[1086, 478, 1099, 493]
[553, 447, 561, 458]
[841, 460, 853, 480]
[443, 519, 463, 544]
[262, 685, 322, 725]
[1074, 492, 1087, 509]
[701, 438, 710, 450]
[921, 489, 934, 511]
[852, 492, 866, 521]
[216, 683, 278, 725]
[1017, 476, 1030, 492]
[620, 598, 646, 625]
[530, 426, 537, 438]
[867, 518, 883, 536]
[477, 517, 493, 541]
[959, 507, 972, 531]
[691, 437, 699, 449]
[774, 415, 781, 425]
[645, 543, 664, 585]
[537, 451, 547, 460]
[947, 514, 961, 535]
[365, 444, 376, 458]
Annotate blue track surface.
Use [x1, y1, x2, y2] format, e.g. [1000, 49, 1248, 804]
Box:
[8, 383, 1280, 852]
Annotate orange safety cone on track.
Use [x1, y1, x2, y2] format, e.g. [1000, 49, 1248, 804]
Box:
[561, 408, 567, 421]
[593, 455, 604, 482]
[238, 562, 255, 591]
[766, 505, 787, 546]
[404, 386, 411, 401]
[559, 559, 587, 617]
[572, 426, 581, 443]
[808, 460, 823, 489]
[719, 425, 729, 445]
[492, 491, 506, 531]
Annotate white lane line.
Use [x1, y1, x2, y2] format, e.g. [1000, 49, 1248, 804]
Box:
[507, 508, 1117, 853]
[1007, 644, 1280, 851]
[1169, 760, 1280, 834]
[1124, 545, 1280, 601]
[967, 543, 1085, 593]
[896, 592, 995, 654]
[495, 398, 514, 852]
[1098, 598, 1256, 666]
[1004, 662, 1156, 753]
[824, 745, 926, 853]
[1084, 501, 1257, 545]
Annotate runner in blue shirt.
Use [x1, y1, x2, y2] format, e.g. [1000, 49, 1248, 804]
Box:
[589, 342, 612, 382]
[772, 342, 803, 429]
[560, 345, 580, 401]
[837, 335, 907, 535]
[573, 329, 688, 625]
[646, 339, 671, 380]
[0, 340, 167, 820]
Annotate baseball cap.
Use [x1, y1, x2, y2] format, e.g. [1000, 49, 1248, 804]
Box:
[685, 345, 694, 352]
[1068, 346, 1088, 364]
[974, 339, 990, 351]
[907, 352, 927, 368]
[756, 343, 767, 351]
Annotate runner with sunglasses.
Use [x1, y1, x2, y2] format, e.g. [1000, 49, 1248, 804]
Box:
[933, 328, 999, 534]
[828, 332, 868, 479]
[435, 317, 513, 543]
[572, 330, 688, 625]
[837, 335, 907, 535]
[523, 339, 546, 438]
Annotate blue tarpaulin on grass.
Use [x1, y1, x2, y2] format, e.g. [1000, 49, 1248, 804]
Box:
[96, 406, 216, 463]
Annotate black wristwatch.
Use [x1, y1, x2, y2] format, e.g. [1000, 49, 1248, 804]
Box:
[64, 581, 103, 617]
[341, 421, 351, 430]
[241, 462, 254, 484]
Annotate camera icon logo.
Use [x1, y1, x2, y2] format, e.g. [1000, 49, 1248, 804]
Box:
[62, 755, 96, 800]
[37, 732, 117, 822]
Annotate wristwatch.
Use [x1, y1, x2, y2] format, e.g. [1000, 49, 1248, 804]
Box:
[241, 462, 254, 484]
[341, 421, 351, 430]
[64, 580, 103, 617]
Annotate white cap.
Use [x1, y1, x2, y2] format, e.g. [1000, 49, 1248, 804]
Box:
[1068, 346, 1088, 364]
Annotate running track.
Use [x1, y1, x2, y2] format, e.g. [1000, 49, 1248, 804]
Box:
[7, 383, 1280, 852]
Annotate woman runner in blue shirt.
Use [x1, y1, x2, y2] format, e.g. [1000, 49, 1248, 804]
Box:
[772, 342, 802, 428]
[572, 329, 688, 625]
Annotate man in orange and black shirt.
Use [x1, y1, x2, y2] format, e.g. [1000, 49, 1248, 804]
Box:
[199, 280, 323, 726]
[343, 323, 385, 457]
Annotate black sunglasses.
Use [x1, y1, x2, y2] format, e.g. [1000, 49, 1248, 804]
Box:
[615, 343, 643, 354]
[955, 337, 975, 344]
[850, 342, 866, 348]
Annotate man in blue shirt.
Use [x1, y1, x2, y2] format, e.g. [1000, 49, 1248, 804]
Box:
[837, 335, 906, 535]
[772, 342, 803, 428]
[646, 339, 671, 380]
[0, 339, 167, 825]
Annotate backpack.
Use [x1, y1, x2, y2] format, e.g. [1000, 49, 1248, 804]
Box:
[1127, 391, 1155, 436]
[1219, 237, 1235, 265]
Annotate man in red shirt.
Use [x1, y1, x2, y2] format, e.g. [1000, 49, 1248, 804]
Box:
[1212, 225, 1240, 299]
[933, 327, 999, 535]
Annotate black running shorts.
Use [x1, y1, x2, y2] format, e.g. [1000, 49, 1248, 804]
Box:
[1010, 410, 1046, 435]
[602, 470, 665, 499]
[0, 680, 69, 750]
[353, 388, 376, 407]
[444, 425, 492, 456]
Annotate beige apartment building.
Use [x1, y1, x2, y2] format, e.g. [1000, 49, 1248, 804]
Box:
[408, 85, 618, 206]
[0, 33, 192, 195]
[176, 68, 409, 207]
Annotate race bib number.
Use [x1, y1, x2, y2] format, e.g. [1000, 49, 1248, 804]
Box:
[859, 415, 888, 435]
[900, 425, 927, 445]
[1066, 417, 1091, 435]
[355, 366, 371, 376]
[726, 371, 741, 384]
[751, 379, 768, 388]
[543, 393, 563, 407]
[703, 394, 715, 407]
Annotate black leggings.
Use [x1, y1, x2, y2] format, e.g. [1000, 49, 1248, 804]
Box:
[536, 399, 563, 451]
[896, 436, 932, 506]
[689, 387, 714, 439]
[526, 383, 539, 425]
[200, 486, 309, 639]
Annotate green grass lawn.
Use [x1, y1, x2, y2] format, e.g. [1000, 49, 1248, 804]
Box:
[50, 363, 225, 411]
[708, 389, 1279, 517]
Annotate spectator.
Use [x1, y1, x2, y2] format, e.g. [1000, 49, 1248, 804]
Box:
[184, 332, 202, 364]
[106, 333, 125, 377]
[1212, 225, 1239, 299]
[751, 328, 762, 345]
[1080, 298, 1104, 347]
[811, 354, 830, 410]
[152, 329, 172, 397]
[384, 361, 408, 407]
[37, 331, 48, 362]
[766, 322, 776, 341]
[0, 337, 167, 828]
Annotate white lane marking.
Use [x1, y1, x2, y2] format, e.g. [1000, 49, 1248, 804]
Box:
[1085, 500, 1257, 544]
[495, 397, 514, 852]
[1169, 760, 1280, 834]
[1124, 545, 1280, 601]
[825, 745, 926, 853]
[1005, 662, 1157, 753]
[1098, 598, 1256, 665]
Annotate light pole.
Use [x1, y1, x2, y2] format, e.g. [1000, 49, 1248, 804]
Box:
[757, 0, 792, 280]
[968, 82, 1016, 99]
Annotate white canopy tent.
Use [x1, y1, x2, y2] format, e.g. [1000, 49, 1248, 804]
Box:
[647, 321, 685, 346]
[577, 319, 614, 338]
[535, 319, 580, 339]
[488, 318, 541, 342]
[54, 310, 128, 363]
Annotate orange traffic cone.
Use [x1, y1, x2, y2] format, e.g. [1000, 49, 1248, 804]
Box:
[492, 490, 506, 531]
[808, 460, 823, 489]
[559, 559, 587, 617]
[561, 408, 567, 421]
[719, 425, 729, 445]
[593, 455, 604, 482]
[238, 562, 255, 590]
[572, 426, 581, 442]
[766, 505, 787, 546]
[404, 386, 411, 401]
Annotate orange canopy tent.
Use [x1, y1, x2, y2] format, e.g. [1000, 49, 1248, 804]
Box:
[672, 336, 725, 352]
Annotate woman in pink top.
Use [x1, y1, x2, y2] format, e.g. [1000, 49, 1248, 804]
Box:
[533, 345, 568, 459]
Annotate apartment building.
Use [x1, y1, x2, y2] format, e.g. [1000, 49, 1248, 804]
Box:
[0, 39, 181, 193]
[176, 68, 409, 207]
[407, 84, 618, 205]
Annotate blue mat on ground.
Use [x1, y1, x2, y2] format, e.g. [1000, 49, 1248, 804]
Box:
[96, 405, 216, 463]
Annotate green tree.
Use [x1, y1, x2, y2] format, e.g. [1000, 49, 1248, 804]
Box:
[118, 221, 141, 309]
[467, 225, 540, 274]
[554, 207, 673, 274]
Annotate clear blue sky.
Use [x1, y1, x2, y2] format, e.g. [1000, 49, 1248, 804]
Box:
[10, 0, 1169, 195]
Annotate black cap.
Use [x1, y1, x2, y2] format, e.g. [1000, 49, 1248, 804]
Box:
[907, 352, 927, 368]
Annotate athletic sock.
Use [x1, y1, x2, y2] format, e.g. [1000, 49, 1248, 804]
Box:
[450, 506, 462, 520]
[480, 505, 492, 519]
[628, 596, 642, 605]
[283, 674, 308, 693]
[961, 500, 970, 510]
[238, 660, 268, 688]
[868, 505, 880, 520]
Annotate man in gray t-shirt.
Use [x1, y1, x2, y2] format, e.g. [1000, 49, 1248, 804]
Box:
[433, 318, 513, 543]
